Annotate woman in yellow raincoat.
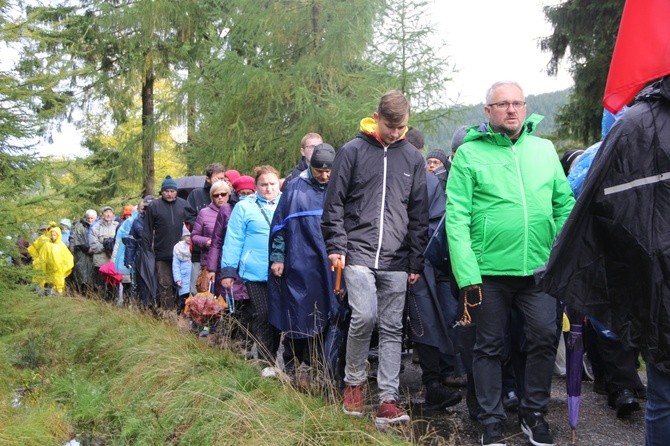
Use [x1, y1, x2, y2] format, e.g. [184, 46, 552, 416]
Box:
[29, 222, 57, 292]
[35, 226, 74, 295]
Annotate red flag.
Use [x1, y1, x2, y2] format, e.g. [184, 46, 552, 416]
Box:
[603, 0, 670, 113]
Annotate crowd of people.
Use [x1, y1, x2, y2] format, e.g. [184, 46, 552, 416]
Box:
[19, 80, 669, 446]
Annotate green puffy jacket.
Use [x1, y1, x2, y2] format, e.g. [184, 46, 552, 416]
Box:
[446, 114, 575, 288]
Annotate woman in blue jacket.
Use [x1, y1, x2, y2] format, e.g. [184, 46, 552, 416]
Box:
[221, 165, 282, 372]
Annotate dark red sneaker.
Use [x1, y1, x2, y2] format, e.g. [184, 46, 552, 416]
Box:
[375, 400, 410, 426]
[342, 385, 364, 416]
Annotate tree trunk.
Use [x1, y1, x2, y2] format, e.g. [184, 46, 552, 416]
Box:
[141, 67, 156, 196]
[186, 86, 196, 174]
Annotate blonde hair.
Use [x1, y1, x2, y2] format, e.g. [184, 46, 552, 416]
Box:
[300, 132, 322, 148]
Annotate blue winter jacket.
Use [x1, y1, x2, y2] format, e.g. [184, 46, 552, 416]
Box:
[220, 194, 281, 282]
[114, 210, 138, 276]
[172, 241, 191, 296]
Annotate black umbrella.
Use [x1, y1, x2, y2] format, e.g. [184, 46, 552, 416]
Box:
[136, 248, 158, 307]
[174, 176, 206, 199]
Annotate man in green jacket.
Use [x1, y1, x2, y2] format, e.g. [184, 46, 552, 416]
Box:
[446, 81, 574, 446]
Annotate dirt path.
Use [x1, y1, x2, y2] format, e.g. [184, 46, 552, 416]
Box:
[376, 354, 646, 445]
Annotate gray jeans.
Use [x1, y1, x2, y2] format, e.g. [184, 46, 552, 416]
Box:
[343, 265, 407, 403]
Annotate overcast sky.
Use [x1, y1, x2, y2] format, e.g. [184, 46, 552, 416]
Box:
[432, 0, 573, 105]
[35, 1, 575, 157]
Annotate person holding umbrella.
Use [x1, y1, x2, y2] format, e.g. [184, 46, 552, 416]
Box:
[322, 91, 428, 427]
[405, 127, 463, 410]
[123, 195, 155, 308]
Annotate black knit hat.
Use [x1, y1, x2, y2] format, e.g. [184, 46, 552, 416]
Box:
[426, 149, 448, 167]
[310, 143, 336, 169]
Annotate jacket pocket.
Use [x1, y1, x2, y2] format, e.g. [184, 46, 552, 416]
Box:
[239, 249, 252, 278]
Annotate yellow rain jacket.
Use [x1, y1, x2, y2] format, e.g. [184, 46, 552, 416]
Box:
[36, 227, 74, 293]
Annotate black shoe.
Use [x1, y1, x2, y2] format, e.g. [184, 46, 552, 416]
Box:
[502, 390, 519, 412]
[424, 382, 462, 410]
[481, 422, 506, 446]
[608, 389, 640, 418]
[520, 411, 555, 446]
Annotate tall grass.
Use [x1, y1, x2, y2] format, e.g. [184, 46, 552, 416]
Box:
[0, 284, 409, 445]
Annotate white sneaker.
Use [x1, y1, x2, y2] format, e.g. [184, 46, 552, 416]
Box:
[261, 366, 278, 378]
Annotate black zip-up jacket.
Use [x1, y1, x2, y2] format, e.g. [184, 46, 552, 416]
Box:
[142, 197, 188, 261]
[321, 129, 428, 273]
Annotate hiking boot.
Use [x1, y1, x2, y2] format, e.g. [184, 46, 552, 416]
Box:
[520, 411, 555, 446]
[502, 390, 519, 412]
[481, 422, 506, 446]
[342, 385, 364, 416]
[608, 389, 640, 418]
[443, 374, 468, 387]
[375, 400, 410, 426]
[424, 382, 462, 410]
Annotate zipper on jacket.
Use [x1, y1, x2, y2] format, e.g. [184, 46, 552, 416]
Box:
[374, 146, 388, 268]
[511, 145, 529, 273]
[240, 249, 251, 278]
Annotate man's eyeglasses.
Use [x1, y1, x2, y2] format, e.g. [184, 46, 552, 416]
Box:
[487, 101, 526, 110]
[212, 192, 229, 198]
[303, 144, 316, 151]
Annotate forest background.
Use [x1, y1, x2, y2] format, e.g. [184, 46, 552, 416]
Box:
[0, 0, 624, 265]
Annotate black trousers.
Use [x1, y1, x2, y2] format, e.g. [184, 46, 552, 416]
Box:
[584, 321, 644, 395]
[245, 281, 281, 364]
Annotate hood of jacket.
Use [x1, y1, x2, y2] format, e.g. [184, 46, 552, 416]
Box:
[634, 75, 670, 104]
[49, 226, 63, 244]
[359, 117, 408, 147]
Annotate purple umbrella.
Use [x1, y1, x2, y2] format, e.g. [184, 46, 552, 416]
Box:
[565, 306, 584, 444]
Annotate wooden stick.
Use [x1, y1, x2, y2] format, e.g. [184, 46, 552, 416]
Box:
[334, 262, 343, 296]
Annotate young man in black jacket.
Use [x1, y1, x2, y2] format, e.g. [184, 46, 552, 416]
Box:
[322, 90, 428, 427]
